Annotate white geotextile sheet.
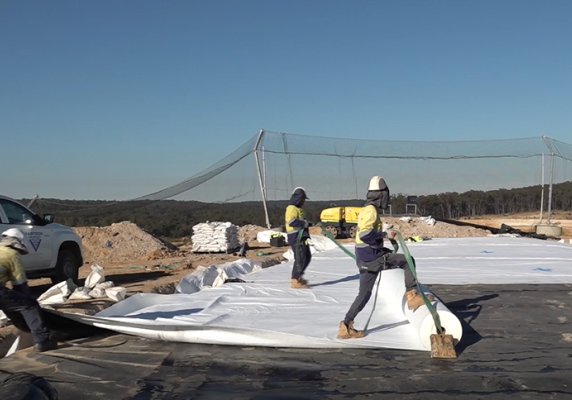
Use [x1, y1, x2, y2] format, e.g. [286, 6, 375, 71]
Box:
[60, 237, 572, 351]
[406, 236, 572, 284]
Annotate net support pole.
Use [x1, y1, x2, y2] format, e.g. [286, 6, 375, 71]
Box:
[547, 153, 555, 225]
[538, 153, 545, 224]
[254, 129, 271, 228]
[542, 135, 555, 225]
[262, 146, 267, 200]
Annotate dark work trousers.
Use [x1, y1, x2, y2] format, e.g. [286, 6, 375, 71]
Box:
[344, 253, 417, 325]
[291, 241, 312, 279]
[0, 287, 50, 344]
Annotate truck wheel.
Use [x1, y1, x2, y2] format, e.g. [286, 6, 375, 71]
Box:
[51, 249, 79, 285]
[324, 225, 339, 238]
[348, 225, 357, 239]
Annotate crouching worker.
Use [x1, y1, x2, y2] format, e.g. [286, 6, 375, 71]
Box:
[338, 176, 434, 339]
[0, 228, 57, 352]
[285, 187, 311, 289]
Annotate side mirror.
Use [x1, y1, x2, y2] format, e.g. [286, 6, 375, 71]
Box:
[43, 214, 54, 223]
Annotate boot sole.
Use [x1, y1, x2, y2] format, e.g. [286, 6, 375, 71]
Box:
[337, 334, 364, 339]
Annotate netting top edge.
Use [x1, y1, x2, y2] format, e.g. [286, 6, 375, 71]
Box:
[260, 130, 556, 145]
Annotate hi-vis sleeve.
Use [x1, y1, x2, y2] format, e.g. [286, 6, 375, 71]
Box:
[285, 205, 306, 233]
[356, 205, 385, 246]
[0, 247, 27, 286]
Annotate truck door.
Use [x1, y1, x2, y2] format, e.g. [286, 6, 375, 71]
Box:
[0, 198, 53, 271]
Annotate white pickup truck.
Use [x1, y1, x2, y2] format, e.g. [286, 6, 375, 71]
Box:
[0, 195, 83, 284]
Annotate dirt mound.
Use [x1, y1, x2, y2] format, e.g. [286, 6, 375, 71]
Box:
[238, 224, 268, 242]
[313, 217, 490, 239]
[383, 217, 491, 239]
[74, 221, 178, 265]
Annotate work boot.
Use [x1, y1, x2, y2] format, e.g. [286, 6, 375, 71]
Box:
[337, 321, 365, 339]
[291, 278, 309, 289]
[405, 289, 435, 311]
[34, 337, 58, 353]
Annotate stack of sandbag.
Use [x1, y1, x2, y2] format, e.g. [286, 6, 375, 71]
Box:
[191, 222, 240, 252]
[67, 264, 128, 302]
[37, 279, 77, 305]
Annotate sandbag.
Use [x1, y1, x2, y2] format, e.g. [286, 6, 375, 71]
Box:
[191, 222, 240, 252]
[84, 264, 105, 289]
[37, 279, 77, 305]
[69, 287, 92, 300]
[105, 287, 127, 302]
[88, 287, 107, 299]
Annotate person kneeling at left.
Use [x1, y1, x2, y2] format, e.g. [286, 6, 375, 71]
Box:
[0, 228, 57, 352]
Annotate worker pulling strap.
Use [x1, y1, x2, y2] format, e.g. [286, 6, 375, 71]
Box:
[322, 225, 456, 358]
[320, 175, 456, 359]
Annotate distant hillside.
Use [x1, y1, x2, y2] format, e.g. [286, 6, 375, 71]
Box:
[20, 181, 572, 238]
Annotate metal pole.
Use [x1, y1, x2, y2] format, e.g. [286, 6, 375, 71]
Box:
[262, 146, 267, 200]
[538, 153, 544, 224]
[281, 133, 294, 191]
[542, 135, 556, 226]
[27, 195, 39, 208]
[547, 153, 555, 225]
[254, 130, 271, 228]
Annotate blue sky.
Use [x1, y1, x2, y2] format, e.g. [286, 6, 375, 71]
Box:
[1, 0, 571, 200]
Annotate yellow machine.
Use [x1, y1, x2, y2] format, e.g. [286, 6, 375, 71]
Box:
[320, 206, 363, 238]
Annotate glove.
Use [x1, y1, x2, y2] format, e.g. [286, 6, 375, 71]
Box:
[385, 229, 396, 239]
[304, 221, 309, 228]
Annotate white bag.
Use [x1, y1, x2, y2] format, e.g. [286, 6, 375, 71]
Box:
[96, 281, 115, 289]
[88, 287, 107, 299]
[69, 287, 92, 300]
[38, 279, 77, 305]
[176, 265, 229, 294]
[105, 287, 127, 302]
[85, 264, 105, 289]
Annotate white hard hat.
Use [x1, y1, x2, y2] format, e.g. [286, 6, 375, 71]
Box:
[368, 176, 387, 191]
[2, 228, 25, 241]
[1, 228, 30, 254]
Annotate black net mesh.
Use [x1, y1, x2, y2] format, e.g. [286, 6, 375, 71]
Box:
[132, 131, 572, 204]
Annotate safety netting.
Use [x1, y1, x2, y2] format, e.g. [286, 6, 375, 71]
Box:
[133, 131, 572, 204]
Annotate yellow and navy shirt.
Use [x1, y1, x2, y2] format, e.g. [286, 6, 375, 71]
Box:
[355, 204, 387, 262]
[0, 246, 27, 287]
[285, 205, 310, 246]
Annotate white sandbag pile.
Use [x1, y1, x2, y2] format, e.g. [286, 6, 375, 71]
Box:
[38, 263, 127, 304]
[191, 222, 240, 253]
[38, 279, 77, 305]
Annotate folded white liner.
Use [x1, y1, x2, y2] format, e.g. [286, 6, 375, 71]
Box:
[55, 237, 572, 351]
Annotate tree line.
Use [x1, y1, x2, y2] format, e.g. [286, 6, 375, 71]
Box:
[23, 181, 572, 238]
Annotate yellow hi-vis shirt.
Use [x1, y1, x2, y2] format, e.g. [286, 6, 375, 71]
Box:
[0, 246, 27, 287]
[285, 205, 309, 247]
[285, 205, 304, 234]
[354, 204, 386, 262]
